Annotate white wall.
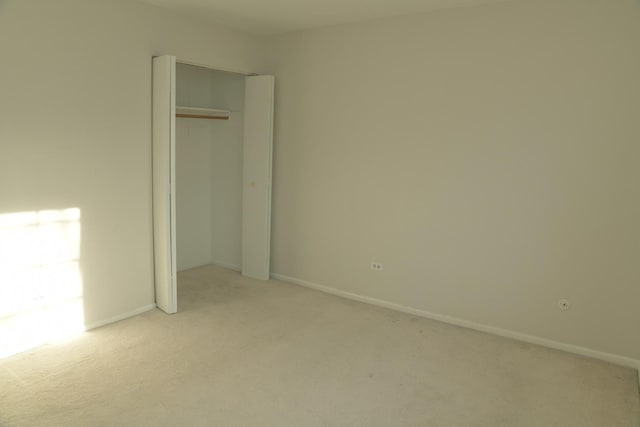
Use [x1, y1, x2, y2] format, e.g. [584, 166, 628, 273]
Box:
[176, 63, 215, 271]
[208, 71, 246, 271]
[210, 112, 245, 271]
[264, 0, 640, 362]
[0, 0, 263, 326]
[175, 64, 245, 271]
[2, 0, 638, 367]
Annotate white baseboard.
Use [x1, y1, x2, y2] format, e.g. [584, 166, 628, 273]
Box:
[178, 261, 241, 273]
[84, 304, 156, 331]
[177, 261, 210, 272]
[211, 260, 242, 272]
[271, 272, 640, 375]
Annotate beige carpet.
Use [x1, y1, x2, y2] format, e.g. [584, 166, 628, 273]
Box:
[1, 265, 638, 426]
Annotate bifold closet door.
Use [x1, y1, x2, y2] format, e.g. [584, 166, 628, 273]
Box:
[152, 55, 177, 314]
[242, 76, 275, 280]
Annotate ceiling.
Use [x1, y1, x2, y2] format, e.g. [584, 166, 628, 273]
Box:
[134, 0, 512, 36]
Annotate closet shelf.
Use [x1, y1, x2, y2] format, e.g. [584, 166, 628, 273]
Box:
[176, 106, 230, 120]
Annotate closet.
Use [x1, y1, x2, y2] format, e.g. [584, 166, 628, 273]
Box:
[152, 55, 274, 314]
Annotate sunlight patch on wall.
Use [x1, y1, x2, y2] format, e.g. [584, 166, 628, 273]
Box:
[0, 208, 84, 358]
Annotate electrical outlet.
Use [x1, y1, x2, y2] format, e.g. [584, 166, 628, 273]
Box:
[370, 262, 383, 271]
[558, 299, 570, 310]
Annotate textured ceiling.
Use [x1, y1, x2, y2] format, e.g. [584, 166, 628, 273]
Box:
[134, 0, 513, 35]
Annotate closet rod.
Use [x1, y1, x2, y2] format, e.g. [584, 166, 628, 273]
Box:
[176, 113, 229, 120]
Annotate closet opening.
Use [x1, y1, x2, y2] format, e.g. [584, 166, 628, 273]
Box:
[175, 63, 245, 274]
[152, 56, 274, 314]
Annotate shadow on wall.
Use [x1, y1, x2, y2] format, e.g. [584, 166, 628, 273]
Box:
[0, 208, 85, 358]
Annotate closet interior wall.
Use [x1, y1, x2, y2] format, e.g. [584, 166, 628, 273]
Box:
[175, 63, 245, 272]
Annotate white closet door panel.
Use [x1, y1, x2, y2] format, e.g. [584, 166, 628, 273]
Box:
[242, 76, 274, 280]
[152, 55, 177, 313]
